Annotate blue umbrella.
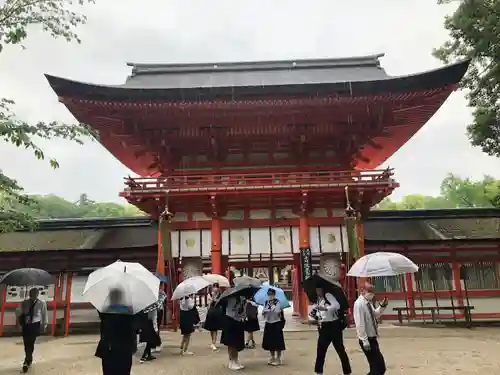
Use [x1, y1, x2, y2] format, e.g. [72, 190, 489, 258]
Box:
[155, 272, 168, 283]
[254, 282, 290, 308]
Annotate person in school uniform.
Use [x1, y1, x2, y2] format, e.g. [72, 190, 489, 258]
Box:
[243, 298, 259, 349]
[18, 288, 48, 373]
[138, 310, 161, 363]
[353, 282, 388, 375]
[313, 287, 352, 375]
[204, 283, 223, 351]
[261, 288, 286, 366]
[220, 295, 247, 370]
[179, 295, 196, 356]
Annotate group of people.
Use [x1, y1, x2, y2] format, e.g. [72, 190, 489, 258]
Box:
[178, 283, 286, 370]
[16, 281, 388, 375]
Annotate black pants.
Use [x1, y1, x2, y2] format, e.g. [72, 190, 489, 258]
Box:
[142, 343, 152, 359]
[22, 322, 40, 365]
[101, 354, 133, 375]
[359, 337, 386, 375]
[314, 320, 352, 375]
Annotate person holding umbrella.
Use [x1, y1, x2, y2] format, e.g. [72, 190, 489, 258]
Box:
[18, 288, 48, 373]
[261, 287, 286, 366]
[179, 294, 197, 356]
[204, 283, 223, 351]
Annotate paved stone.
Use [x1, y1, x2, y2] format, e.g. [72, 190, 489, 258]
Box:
[1, 327, 500, 375]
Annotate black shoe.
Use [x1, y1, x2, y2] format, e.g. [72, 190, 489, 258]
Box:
[147, 356, 156, 361]
[21, 364, 29, 373]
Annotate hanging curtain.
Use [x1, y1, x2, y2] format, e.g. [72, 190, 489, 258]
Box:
[160, 217, 173, 261]
[345, 216, 360, 260]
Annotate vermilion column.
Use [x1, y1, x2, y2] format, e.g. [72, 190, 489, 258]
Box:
[211, 217, 223, 274]
[298, 216, 310, 321]
[356, 222, 366, 291]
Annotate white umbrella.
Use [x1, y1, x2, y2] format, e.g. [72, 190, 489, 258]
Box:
[233, 275, 261, 287]
[82, 260, 159, 314]
[347, 252, 419, 277]
[172, 276, 212, 300]
[203, 274, 230, 288]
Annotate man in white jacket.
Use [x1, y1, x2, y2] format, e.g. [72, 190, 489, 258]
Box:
[353, 282, 388, 375]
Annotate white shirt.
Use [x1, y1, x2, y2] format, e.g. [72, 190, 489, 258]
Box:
[353, 295, 385, 345]
[225, 296, 246, 322]
[19, 299, 48, 326]
[313, 293, 340, 322]
[262, 299, 282, 324]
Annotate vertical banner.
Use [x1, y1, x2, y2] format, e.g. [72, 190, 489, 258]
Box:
[160, 218, 173, 261]
[299, 247, 313, 282]
[345, 217, 360, 260]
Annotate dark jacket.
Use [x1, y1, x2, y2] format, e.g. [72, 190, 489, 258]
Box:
[95, 313, 137, 358]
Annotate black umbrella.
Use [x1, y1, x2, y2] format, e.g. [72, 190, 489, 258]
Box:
[0, 268, 55, 286]
[215, 284, 260, 307]
[302, 273, 349, 310]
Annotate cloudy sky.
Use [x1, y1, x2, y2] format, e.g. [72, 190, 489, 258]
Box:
[1, 0, 499, 204]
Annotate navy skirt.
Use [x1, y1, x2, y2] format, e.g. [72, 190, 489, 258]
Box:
[204, 306, 223, 332]
[221, 315, 245, 352]
[262, 321, 286, 351]
[179, 309, 195, 335]
[244, 317, 260, 333]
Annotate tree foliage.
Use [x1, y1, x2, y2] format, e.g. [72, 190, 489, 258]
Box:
[0, 193, 145, 224]
[434, 0, 500, 157]
[375, 173, 500, 210]
[0, 0, 95, 232]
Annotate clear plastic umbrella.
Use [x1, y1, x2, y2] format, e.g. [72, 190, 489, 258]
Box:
[172, 276, 212, 300]
[82, 260, 159, 314]
[347, 252, 419, 277]
[203, 274, 230, 288]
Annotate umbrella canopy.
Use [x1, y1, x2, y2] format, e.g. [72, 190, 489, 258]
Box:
[143, 289, 167, 313]
[155, 272, 168, 283]
[254, 282, 290, 308]
[233, 275, 261, 288]
[172, 276, 211, 300]
[0, 268, 55, 286]
[302, 273, 349, 310]
[215, 284, 260, 307]
[347, 252, 419, 277]
[203, 273, 230, 288]
[82, 260, 159, 314]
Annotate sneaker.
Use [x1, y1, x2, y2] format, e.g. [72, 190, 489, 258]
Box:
[268, 357, 276, 365]
[147, 356, 157, 361]
[21, 364, 29, 373]
[228, 362, 238, 370]
[139, 358, 147, 364]
[210, 344, 218, 351]
[271, 358, 282, 366]
[181, 351, 194, 356]
[235, 362, 245, 370]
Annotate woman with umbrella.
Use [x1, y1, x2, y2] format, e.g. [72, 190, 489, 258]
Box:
[262, 287, 286, 366]
[179, 294, 197, 356]
[204, 283, 223, 351]
[137, 309, 161, 363]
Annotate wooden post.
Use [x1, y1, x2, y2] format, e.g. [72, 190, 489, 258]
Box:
[211, 217, 223, 274]
[356, 222, 366, 292]
[0, 285, 6, 337]
[405, 273, 415, 317]
[298, 215, 310, 321]
[291, 266, 300, 316]
[157, 224, 165, 275]
[64, 272, 73, 337]
[51, 273, 61, 337]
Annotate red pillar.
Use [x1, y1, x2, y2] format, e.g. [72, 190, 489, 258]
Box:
[298, 216, 310, 322]
[211, 217, 223, 274]
[405, 273, 415, 317]
[64, 272, 73, 336]
[452, 253, 463, 306]
[0, 285, 6, 337]
[356, 222, 367, 292]
[291, 267, 300, 316]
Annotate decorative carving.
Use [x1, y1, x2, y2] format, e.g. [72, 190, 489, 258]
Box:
[320, 254, 341, 281]
[182, 258, 202, 279]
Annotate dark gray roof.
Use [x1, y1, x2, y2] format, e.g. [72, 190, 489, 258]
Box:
[44, 55, 470, 102]
[124, 54, 389, 89]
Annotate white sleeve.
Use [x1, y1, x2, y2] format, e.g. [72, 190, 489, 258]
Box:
[353, 303, 368, 344]
[41, 301, 48, 326]
[325, 293, 340, 312]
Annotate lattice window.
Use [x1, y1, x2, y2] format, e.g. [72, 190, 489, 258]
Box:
[415, 263, 452, 291]
[462, 262, 499, 290]
[372, 275, 403, 292]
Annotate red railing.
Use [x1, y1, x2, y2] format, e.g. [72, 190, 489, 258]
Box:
[122, 169, 396, 194]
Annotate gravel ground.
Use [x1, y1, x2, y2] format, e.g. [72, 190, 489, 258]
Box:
[0, 326, 499, 375]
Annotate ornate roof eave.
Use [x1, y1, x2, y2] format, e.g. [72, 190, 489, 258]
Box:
[45, 59, 470, 103]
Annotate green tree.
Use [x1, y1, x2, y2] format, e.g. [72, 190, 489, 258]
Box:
[434, 0, 500, 157]
[375, 174, 500, 209]
[0, 0, 95, 232]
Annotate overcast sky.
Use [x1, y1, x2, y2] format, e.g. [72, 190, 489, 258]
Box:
[1, 0, 499, 204]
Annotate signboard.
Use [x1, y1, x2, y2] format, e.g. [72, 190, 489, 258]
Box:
[299, 247, 313, 282]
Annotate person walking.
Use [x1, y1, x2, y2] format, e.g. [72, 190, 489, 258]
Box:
[244, 298, 259, 349]
[313, 286, 352, 375]
[353, 282, 388, 375]
[18, 288, 47, 373]
[179, 294, 196, 356]
[221, 295, 246, 370]
[261, 288, 285, 366]
[95, 289, 137, 375]
[204, 283, 223, 351]
[138, 310, 161, 363]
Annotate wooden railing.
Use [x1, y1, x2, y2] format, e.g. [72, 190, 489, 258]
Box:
[122, 169, 396, 194]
